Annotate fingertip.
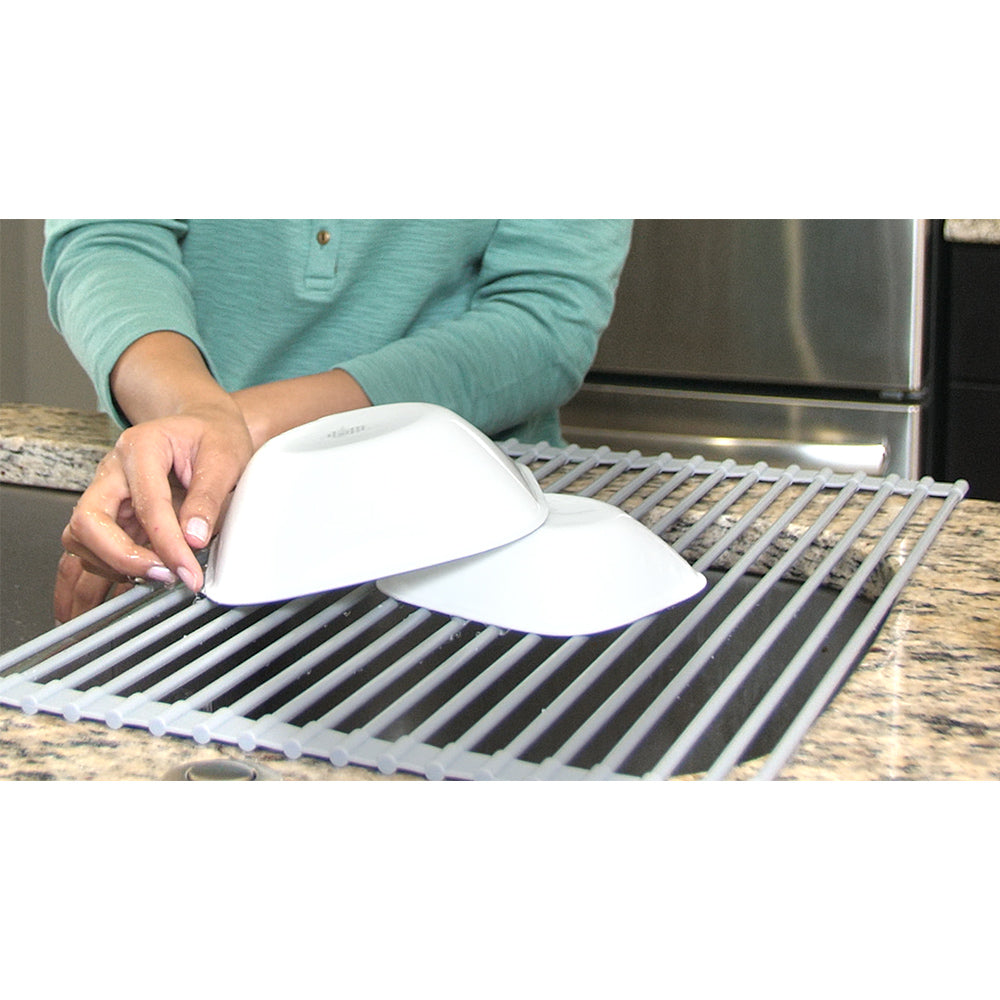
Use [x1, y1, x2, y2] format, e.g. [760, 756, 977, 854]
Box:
[177, 565, 201, 594]
[184, 515, 211, 547]
[146, 565, 178, 585]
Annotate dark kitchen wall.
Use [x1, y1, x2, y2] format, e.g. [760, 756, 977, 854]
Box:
[0, 219, 97, 409]
[932, 236, 1000, 501]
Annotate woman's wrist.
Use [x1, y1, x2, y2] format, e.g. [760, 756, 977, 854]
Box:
[232, 368, 372, 450]
[231, 389, 274, 451]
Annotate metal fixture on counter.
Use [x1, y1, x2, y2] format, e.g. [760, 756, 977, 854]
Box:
[162, 759, 282, 781]
[0, 442, 967, 780]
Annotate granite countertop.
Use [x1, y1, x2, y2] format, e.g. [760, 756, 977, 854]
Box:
[2, 404, 998, 781]
[944, 219, 1000, 245]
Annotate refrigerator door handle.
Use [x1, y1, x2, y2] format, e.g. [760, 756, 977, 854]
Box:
[656, 434, 888, 475]
[561, 426, 890, 476]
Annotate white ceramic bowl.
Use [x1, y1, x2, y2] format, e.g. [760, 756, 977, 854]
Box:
[202, 403, 548, 605]
[377, 492, 707, 636]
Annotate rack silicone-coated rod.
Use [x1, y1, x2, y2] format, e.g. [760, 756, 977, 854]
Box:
[641, 473, 880, 779]
[61, 606, 248, 722]
[0, 583, 150, 675]
[752, 479, 966, 780]
[582, 473, 857, 778]
[236, 600, 408, 751]
[0, 586, 187, 698]
[283, 616, 467, 759]
[180, 594, 378, 741]
[497, 471, 835, 780]
[424, 634, 591, 781]
[376, 633, 543, 776]
[336, 625, 505, 770]
[18, 591, 209, 713]
[645, 474, 879, 779]
[104, 595, 325, 730]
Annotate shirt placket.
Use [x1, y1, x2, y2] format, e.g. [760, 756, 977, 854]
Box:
[303, 221, 339, 294]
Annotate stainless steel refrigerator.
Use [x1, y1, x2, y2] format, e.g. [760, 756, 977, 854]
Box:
[561, 219, 933, 477]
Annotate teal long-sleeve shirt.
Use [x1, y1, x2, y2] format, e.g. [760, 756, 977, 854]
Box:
[42, 219, 633, 445]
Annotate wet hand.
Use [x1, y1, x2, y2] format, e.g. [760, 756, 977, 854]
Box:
[56, 404, 254, 617]
[53, 551, 135, 624]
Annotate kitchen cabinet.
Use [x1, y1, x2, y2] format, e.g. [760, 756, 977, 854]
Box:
[934, 236, 1000, 500]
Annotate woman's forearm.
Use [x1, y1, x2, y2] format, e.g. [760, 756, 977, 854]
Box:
[109, 330, 241, 425]
[111, 330, 372, 455]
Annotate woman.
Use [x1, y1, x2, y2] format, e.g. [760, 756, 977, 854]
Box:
[43, 219, 633, 620]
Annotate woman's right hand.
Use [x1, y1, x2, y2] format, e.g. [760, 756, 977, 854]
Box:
[53, 331, 258, 623]
[55, 402, 255, 622]
[52, 330, 372, 622]
[62, 399, 254, 574]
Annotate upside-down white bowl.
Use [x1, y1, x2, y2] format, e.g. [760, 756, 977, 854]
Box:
[377, 492, 707, 636]
[202, 402, 548, 605]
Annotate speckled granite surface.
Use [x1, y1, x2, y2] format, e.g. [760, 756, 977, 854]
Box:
[736, 495, 1000, 780]
[944, 219, 1000, 245]
[0, 403, 118, 490]
[0, 708, 416, 781]
[1, 404, 998, 780]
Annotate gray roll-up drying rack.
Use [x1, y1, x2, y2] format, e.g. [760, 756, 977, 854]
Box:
[0, 442, 967, 780]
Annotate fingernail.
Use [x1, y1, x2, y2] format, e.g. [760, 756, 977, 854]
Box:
[186, 516, 210, 545]
[177, 566, 199, 592]
[147, 565, 177, 585]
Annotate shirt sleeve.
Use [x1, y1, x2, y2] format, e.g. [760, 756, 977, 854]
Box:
[42, 219, 201, 420]
[337, 219, 633, 437]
